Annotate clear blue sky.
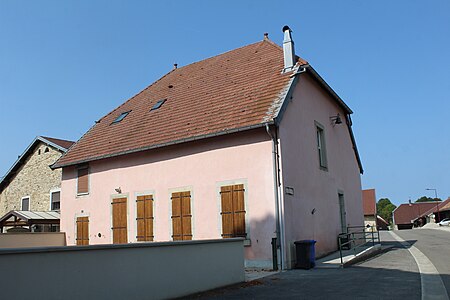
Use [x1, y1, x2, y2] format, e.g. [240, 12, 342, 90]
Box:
[1, 1, 449, 206]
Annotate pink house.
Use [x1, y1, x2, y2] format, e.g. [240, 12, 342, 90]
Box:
[53, 26, 364, 269]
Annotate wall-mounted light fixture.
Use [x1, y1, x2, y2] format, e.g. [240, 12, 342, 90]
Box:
[115, 187, 122, 194]
[330, 113, 343, 126]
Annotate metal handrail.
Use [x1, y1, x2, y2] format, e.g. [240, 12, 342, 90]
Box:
[337, 225, 380, 266]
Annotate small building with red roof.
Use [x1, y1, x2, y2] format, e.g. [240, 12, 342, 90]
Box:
[362, 189, 377, 229]
[393, 201, 440, 230]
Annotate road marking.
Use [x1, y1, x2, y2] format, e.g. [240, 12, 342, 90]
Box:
[389, 231, 449, 300]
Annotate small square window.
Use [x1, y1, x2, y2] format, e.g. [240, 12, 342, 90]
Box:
[111, 111, 130, 124]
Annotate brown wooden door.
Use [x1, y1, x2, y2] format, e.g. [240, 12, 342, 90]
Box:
[112, 197, 128, 244]
[220, 184, 246, 238]
[136, 195, 154, 241]
[171, 191, 192, 241]
[76, 216, 89, 245]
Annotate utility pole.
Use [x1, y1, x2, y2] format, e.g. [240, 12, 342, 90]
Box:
[426, 188, 440, 223]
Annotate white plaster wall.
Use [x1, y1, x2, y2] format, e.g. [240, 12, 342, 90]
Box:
[61, 130, 277, 267]
[278, 73, 363, 266]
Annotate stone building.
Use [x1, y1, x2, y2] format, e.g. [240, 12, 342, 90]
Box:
[0, 136, 74, 217]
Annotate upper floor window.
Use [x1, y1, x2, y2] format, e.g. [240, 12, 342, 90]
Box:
[77, 167, 89, 195]
[21, 197, 30, 211]
[51, 191, 61, 210]
[111, 111, 130, 124]
[316, 122, 328, 170]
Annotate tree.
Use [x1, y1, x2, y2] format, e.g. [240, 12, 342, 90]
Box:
[415, 196, 441, 203]
[377, 198, 397, 224]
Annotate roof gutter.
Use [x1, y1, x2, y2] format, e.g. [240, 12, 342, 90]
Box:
[52, 122, 274, 169]
[345, 114, 364, 174]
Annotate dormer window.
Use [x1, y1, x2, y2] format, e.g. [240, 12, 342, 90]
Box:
[151, 99, 166, 111]
[111, 111, 130, 124]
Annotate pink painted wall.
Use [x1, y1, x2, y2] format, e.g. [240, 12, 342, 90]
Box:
[61, 130, 277, 267]
[278, 73, 363, 267]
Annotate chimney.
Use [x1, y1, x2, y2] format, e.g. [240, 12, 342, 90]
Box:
[282, 25, 295, 72]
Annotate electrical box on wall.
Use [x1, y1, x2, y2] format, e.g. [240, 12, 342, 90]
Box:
[285, 187, 294, 195]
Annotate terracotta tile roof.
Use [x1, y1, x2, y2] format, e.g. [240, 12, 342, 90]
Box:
[362, 189, 376, 216]
[414, 198, 450, 219]
[54, 40, 308, 168]
[440, 198, 450, 211]
[393, 202, 439, 225]
[41, 136, 75, 150]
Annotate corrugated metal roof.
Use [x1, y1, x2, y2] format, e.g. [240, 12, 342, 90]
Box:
[14, 211, 60, 220]
[0, 210, 60, 224]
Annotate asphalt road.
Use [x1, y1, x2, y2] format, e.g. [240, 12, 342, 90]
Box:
[394, 228, 450, 297]
[189, 231, 422, 299]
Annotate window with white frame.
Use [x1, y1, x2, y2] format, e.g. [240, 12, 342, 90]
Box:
[21, 197, 30, 211]
[51, 191, 61, 210]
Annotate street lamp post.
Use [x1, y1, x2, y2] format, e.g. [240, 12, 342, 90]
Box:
[426, 188, 440, 223]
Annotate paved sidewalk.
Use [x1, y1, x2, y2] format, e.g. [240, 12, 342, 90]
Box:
[188, 232, 420, 299]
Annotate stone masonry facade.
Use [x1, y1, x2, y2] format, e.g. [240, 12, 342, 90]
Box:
[0, 142, 63, 216]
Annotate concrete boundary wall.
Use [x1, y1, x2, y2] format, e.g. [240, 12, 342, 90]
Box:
[0, 238, 245, 299]
[0, 232, 66, 248]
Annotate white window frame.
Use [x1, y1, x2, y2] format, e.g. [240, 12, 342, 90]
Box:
[21, 196, 31, 211]
[49, 188, 61, 211]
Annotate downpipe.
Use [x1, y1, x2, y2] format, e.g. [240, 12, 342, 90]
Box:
[266, 123, 284, 270]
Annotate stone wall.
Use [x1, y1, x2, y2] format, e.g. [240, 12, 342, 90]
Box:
[364, 215, 377, 231]
[0, 142, 63, 216]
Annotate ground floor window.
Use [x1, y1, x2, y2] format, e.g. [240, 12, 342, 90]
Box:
[136, 195, 154, 241]
[220, 184, 246, 238]
[112, 197, 128, 244]
[171, 191, 192, 241]
[76, 216, 89, 245]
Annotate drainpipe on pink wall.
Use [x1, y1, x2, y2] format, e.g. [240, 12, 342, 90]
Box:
[266, 123, 284, 270]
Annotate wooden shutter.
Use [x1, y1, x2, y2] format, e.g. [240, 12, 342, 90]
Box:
[232, 184, 246, 237]
[136, 195, 154, 241]
[77, 168, 89, 194]
[171, 191, 192, 241]
[76, 216, 89, 245]
[220, 186, 234, 238]
[112, 197, 128, 244]
[220, 184, 246, 238]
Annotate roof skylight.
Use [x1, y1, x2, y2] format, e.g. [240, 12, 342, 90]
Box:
[151, 99, 166, 111]
[111, 111, 130, 124]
